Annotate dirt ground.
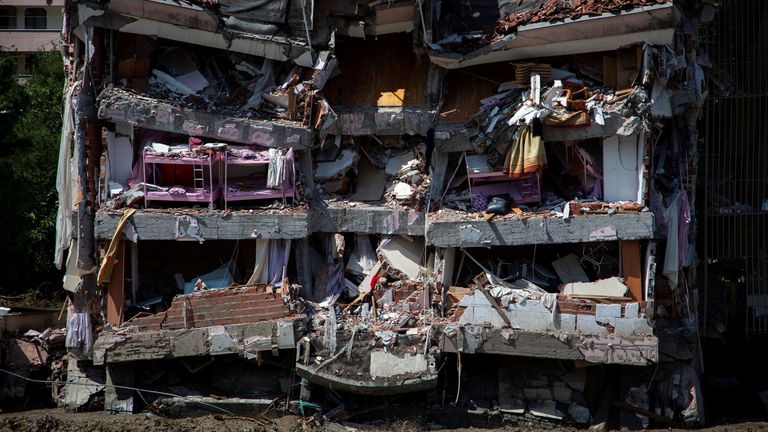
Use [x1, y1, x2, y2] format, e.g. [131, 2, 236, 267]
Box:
[0, 409, 767, 432]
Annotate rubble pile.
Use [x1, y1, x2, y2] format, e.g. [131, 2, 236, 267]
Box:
[313, 138, 431, 209]
[0, 307, 67, 408]
[117, 40, 319, 123]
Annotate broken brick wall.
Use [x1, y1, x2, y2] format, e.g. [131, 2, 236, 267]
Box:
[129, 286, 291, 331]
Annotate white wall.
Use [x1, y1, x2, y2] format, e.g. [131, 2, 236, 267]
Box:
[9, 6, 62, 30]
[106, 123, 135, 190]
[603, 133, 645, 203]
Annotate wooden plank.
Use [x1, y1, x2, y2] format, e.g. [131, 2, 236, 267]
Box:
[620, 240, 643, 301]
[107, 241, 126, 326]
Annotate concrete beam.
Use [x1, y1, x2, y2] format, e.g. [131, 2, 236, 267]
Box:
[440, 326, 658, 366]
[92, 319, 305, 365]
[332, 107, 436, 136]
[310, 203, 425, 236]
[428, 4, 674, 69]
[98, 87, 313, 149]
[426, 212, 654, 247]
[94, 209, 310, 241]
[80, 4, 312, 63]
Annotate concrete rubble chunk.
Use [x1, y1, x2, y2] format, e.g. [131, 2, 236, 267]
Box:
[315, 150, 359, 181]
[563, 277, 628, 298]
[369, 351, 428, 378]
[208, 326, 238, 355]
[552, 254, 590, 283]
[65, 358, 105, 410]
[385, 151, 416, 175]
[569, 402, 592, 424]
[378, 236, 424, 281]
[528, 400, 565, 420]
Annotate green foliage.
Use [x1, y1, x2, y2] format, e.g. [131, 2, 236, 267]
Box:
[0, 52, 64, 297]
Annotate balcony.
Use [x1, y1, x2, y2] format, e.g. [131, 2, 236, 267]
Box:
[0, 29, 59, 52]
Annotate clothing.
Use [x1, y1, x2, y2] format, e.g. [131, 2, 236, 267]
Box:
[503, 120, 547, 178]
[267, 148, 285, 189]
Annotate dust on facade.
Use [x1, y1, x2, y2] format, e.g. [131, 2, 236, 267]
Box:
[0, 0, 715, 429]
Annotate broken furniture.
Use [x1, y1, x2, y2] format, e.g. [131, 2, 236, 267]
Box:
[142, 145, 223, 210]
[464, 151, 541, 211]
[223, 146, 296, 208]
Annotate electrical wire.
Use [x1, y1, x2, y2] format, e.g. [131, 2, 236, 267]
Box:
[0, 367, 238, 416]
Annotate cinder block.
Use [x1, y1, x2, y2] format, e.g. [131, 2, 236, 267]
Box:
[576, 315, 609, 335]
[507, 311, 549, 331]
[507, 300, 549, 314]
[595, 304, 622, 322]
[624, 302, 640, 318]
[612, 318, 654, 335]
[554, 313, 577, 332]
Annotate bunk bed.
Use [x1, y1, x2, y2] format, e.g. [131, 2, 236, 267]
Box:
[142, 145, 223, 210]
[223, 146, 295, 208]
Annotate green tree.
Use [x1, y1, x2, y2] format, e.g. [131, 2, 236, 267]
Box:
[0, 52, 64, 300]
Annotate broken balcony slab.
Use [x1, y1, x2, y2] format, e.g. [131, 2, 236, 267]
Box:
[78, 2, 312, 64]
[295, 363, 438, 396]
[331, 107, 436, 136]
[428, 4, 674, 69]
[92, 318, 305, 365]
[310, 202, 425, 236]
[439, 326, 658, 366]
[98, 87, 313, 149]
[426, 211, 654, 247]
[93, 209, 309, 241]
[434, 113, 644, 153]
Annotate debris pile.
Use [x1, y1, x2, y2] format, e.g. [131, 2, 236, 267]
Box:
[313, 138, 431, 208]
[115, 37, 323, 123]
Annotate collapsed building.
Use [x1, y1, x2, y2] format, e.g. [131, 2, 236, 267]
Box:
[51, 0, 713, 428]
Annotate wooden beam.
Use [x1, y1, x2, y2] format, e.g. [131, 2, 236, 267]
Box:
[620, 240, 643, 301]
[106, 241, 126, 326]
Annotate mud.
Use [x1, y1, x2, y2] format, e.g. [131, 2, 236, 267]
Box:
[1, 410, 767, 432]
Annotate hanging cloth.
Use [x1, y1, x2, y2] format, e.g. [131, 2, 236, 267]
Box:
[268, 239, 292, 287]
[267, 148, 285, 189]
[503, 119, 547, 178]
[246, 239, 270, 285]
[325, 234, 346, 298]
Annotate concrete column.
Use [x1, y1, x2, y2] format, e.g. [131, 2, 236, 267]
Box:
[105, 362, 135, 414]
[429, 151, 449, 208]
[296, 149, 315, 201]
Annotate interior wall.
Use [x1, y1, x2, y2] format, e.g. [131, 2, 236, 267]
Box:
[322, 33, 429, 107]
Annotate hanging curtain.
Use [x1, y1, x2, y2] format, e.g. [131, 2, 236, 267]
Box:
[268, 239, 292, 286]
[247, 239, 270, 285]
